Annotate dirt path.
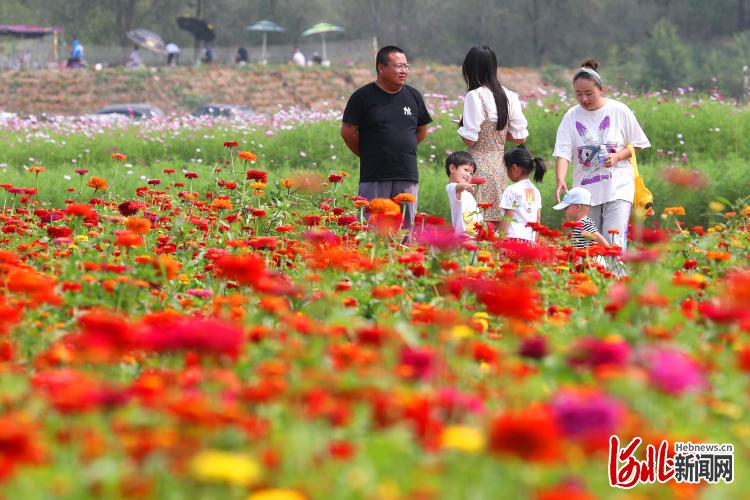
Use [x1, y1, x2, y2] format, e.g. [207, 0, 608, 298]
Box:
[0, 65, 548, 115]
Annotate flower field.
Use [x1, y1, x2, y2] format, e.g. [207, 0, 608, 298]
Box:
[0, 92, 749, 498]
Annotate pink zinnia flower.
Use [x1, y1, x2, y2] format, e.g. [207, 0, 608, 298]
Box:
[642, 346, 707, 395]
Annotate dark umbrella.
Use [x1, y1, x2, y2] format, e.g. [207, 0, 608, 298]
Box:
[177, 17, 216, 42]
[126, 28, 166, 54]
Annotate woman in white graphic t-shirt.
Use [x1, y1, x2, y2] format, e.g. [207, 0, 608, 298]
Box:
[552, 59, 650, 249]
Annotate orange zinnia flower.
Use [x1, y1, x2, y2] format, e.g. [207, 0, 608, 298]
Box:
[151, 254, 182, 280]
[210, 198, 232, 210]
[87, 176, 108, 191]
[394, 193, 416, 204]
[124, 217, 152, 235]
[238, 151, 257, 161]
[368, 198, 401, 215]
[111, 153, 127, 161]
[662, 206, 686, 216]
[114, 230, 144, 247]
[5, 268, 55, 297]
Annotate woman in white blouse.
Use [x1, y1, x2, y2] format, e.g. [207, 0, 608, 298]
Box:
[457, 45, 528, 226]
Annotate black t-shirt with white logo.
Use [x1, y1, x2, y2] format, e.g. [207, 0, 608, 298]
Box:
[342, 82, 432, 182]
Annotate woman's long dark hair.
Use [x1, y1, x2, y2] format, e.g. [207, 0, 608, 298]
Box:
[462, 46, 509, 131]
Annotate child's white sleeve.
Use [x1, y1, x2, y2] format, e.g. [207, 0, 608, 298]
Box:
[445, 184, 464, 233]
[499, 186, 514, 210]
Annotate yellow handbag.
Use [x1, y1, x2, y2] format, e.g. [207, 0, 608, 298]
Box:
[627, 144, 654, 220]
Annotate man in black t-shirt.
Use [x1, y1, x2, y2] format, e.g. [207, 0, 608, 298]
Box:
[341, 46, 432, 229]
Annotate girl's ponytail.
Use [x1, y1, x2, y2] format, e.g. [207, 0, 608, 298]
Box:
[531, 157, 547, 183]
[505, 145, 547, 183]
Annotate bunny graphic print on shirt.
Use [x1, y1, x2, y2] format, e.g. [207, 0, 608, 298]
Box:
[553, 100, 650, 206]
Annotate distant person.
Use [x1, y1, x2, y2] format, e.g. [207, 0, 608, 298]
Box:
[235, 46, 249, 65]
[202, 44, 214, 64]
[166, 42, 180, 66]
[553, 59, 650, 249]
[457, 45, 528, 228]
[341, 45, 432, 230]
[67, 38, 84, 68]
[126, 46, 143, 68]
[311, 51, 322, 65]
[291, 46, 306, 66]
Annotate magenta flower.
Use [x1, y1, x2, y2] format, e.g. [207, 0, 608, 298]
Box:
[399, 346, 434, 381]
[642, 346, 707, 395]
[550, 390, 624, 439]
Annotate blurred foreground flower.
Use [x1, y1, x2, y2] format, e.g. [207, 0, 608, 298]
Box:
[248, 489, 306, 500]
[662, 165, 707, 189]
[189, 450, 261, 486]
[489, 405, 561, 462]
[642, 346, 707, 395]
[441, 425, 485, 453]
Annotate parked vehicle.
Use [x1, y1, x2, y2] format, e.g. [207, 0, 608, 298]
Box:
[95, 104, 164, 120]
[192, 103, 254, 118]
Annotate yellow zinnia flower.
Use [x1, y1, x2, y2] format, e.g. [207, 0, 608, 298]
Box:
[248, 489, 306, 500]
[190, 450, 261, 486]
[441, 425, 485, 453]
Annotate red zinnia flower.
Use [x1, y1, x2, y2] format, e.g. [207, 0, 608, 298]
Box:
[47, 226, 73, 239]
[137, 317, 244, 358]
[118, 201, 141, 216]
[65, 203, 95, 218]
[488, 405, 562, 462]
[214, 253, 267, 287]
[246, 170, 268, 183]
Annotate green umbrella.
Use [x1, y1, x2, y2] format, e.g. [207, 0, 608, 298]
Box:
[246, 20, 285, 63]
[300, 22, 344, 62]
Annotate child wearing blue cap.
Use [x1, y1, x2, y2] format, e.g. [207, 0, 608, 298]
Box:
[553, 187, 609, 248]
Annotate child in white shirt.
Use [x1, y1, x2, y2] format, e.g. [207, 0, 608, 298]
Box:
[498, 145, 547, 242]
[445, 151, 482, 236]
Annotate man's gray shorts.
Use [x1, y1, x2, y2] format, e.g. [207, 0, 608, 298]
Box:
[358, 181, 419, 229]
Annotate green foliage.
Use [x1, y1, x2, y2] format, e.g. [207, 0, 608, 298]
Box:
[704, 32, 750, 102]
[641, 19, 692, 90]
[539, 64, 568, 88]
[0, 94, 748, 229]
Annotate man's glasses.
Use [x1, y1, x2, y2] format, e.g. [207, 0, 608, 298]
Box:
[391, 63, 409, 70]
